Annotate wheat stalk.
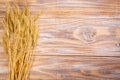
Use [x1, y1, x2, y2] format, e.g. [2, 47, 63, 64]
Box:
[2, 3, 40, 80]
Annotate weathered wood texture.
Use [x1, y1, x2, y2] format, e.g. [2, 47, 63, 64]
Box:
[0, 56, 120, 80]
[0, 0, 120, 80]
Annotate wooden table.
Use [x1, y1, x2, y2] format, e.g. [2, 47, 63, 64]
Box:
[0, 0, 120, 80]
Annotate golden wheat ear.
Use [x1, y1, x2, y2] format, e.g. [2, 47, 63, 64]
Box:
[2, 3, 40, 80]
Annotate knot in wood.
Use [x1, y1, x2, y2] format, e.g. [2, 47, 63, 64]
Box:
[82, 28, 96, 42]
[115, 43, 120, 47]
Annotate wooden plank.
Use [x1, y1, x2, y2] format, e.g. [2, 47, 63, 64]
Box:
[0, 0, 119, 7]
[0, 18, 120, 56]
[0, 0, 119, 19]
[0, 7, 119, 19]
[0, 55, 120, 80]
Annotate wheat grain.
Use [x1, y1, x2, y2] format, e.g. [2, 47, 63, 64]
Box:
[2, 3, 40, 80]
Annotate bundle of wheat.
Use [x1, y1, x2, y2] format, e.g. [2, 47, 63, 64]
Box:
[2, 3, 40, 80]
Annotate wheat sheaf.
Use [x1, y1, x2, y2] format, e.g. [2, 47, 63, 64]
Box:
[2, 3, 40, 80]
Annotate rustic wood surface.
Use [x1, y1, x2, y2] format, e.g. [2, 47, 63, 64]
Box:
[0, 0, 120, 80]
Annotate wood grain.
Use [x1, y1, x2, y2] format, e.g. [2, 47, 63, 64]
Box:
[0, 0, 120, 80]
[0, 55, 120, 80]
[0, 19, 120, 56]
[0, 0, 119, 19]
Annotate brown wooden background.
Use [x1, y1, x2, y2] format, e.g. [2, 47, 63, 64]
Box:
[0, 0, 120, 80]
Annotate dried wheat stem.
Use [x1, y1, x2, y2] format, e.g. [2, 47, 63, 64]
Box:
[2, 3, 40, 80]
